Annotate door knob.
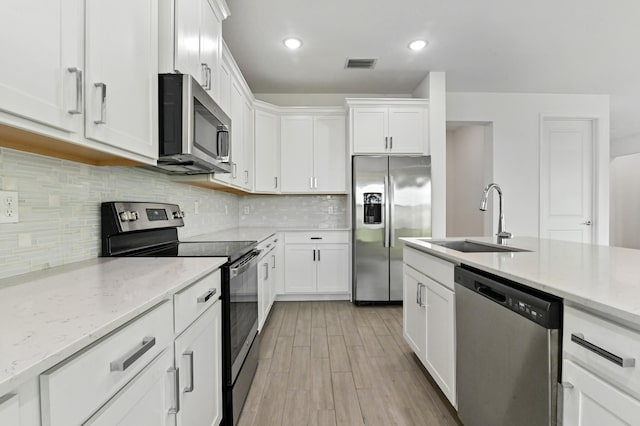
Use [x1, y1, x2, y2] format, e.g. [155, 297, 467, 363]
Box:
[581, 220, 592, 226]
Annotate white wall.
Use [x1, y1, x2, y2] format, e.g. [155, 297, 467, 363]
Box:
[446, 126, 489, 237]
[413, 72, 447, 238]
[611, 132, 640, 157]
[447, 92, 610, 244]
[254, 93, 411, 107]
[610, 153, 640, 248]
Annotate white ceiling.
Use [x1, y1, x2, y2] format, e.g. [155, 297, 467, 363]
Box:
[222, 0, 640, 140]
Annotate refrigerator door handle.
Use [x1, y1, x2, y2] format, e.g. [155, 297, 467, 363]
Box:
[389, 175, 395, 247]
[383, 175, 390, 247]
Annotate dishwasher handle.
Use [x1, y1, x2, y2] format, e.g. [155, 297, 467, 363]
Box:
[475, 283, 507, 303]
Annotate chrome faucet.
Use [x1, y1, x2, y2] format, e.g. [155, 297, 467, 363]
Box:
[480, 183, 512, 244]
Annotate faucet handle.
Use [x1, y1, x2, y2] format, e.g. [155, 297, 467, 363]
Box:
[497, 231, 513, 239]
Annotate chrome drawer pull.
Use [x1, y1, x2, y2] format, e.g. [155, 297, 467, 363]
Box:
[168, 367, 180, 414]
[571, 333, 636, 368]
[183, 351, 194, 392]
[67, 67, 83, 114]
[110, 336, 156, 371]
[93, 82, 106, 124]
[197, 288, 217, 303]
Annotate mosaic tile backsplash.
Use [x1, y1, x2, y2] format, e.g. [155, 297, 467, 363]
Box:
[239, 194, 349, 228]
[0, 148, 239, 279]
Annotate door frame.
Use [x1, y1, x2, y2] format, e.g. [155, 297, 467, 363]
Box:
[538, 115, 598, 243]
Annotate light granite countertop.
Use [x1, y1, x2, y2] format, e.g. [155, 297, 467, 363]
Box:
[402, 236, 640, 328]
[0, 257, 226, 396]
[185, 226, 351, 243]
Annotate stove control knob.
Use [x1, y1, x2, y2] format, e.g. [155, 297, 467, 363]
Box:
[130, 211, 140, 221]
[173, 210, 185, 219]
[119, 211, 131, 222]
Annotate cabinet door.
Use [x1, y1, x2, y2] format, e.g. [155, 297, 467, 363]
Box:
[0, 0, 83, 134]
[218, 56, 232, 115]
[174, 0, 202, 83]
[242, 100, 254, 190]
[200, 0, 221, 99]
[314, 116, 347, 193]
[388, 107, 426, 154]
[254, 110, 280, 192]
[284, 244, 317, 293]
[84, 350, 173, 426]
[403, 265, 426, 363]
[280, 116, 314, 193]
[352, 108, 388, 153]
[424, 278, 456, 406]
[175, 302, 223, 426]
[258, 257, 270, 332]
[217, 80, 244, 184]
[269, 248, 278, 310]
[0, 394, 19, 425]
[563, 360, 640, 426]
[316, 244, 349, 293]
[85, 0, 158, 159]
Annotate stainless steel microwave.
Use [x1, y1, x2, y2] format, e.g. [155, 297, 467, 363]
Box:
[156, 74, 232, 174]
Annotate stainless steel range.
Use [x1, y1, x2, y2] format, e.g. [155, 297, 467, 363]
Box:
[101, 201, 260, 425]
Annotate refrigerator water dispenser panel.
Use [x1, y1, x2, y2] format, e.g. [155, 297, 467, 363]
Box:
[364, 193, 382, 224]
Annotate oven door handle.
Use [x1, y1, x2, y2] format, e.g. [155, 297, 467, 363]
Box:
[229, 250, 262, 278]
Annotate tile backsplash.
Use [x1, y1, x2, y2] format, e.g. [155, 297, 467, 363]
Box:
[239, 194, 349, 228]
[0, 148, 239, 279]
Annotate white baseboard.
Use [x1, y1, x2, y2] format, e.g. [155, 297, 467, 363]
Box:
[275, 293, 351, 302]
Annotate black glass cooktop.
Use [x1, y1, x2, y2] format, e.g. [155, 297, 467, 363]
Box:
[130, 240, 257, 263]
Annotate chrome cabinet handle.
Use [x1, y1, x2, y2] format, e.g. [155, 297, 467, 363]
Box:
[416, 282, 420, 305]
[67, 67, 83, 114]
[314, 177, 318, 189]
[389, 175, 395, 247]
[245, 170, 249, 184]
[571, 333, 635, 367]
[390, 136, 393, 150]
[309, 176, 313, 189]
[313, 249, 316, 261]
[110, 336, 156, 371]
[232, 163, 237, 179]
[183, 351, 194, 392]
[271, 254, 276, 269]
[383, 175, 390, 247]
[310, 237, 323, 240]
[201, 63, 209, 89]
[274, 176, 278, 189]
[168, 367, 180, 414]
[94, 82, 106, 124]
[264, 263, 269, 280]
[197, 288, 217, 303]
[207, 66, 212, 90]
[385, 136, 388, 150]
[581, 220, 592, 226]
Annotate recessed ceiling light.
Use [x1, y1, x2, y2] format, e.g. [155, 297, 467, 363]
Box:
[408, 40, 428, 51]
[283, 38, 302, 50]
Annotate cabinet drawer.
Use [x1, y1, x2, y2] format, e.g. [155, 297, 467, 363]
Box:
[40, 301, 173, 426]
[285, 231, 349, 244]
[564, 306, 640, 396]
[403, 247, 455, 291]
[175, 270, 221, 335]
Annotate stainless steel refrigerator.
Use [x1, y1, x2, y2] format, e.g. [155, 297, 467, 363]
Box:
[352, 155, 432, 303]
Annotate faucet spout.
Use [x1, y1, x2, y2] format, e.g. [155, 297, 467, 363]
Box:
[479, 183, 512, 244]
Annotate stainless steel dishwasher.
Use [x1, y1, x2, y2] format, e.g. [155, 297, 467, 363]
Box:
[455, 265, 562, 426]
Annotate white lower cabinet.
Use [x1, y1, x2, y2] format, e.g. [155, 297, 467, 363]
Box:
[403, 265, 426, 362]
[83, 349, 174, 426]
[0, 394, 20, 425]
[563, 360, 640, 425]
[174, 302, 222, 426]
[402, 247, 456, 407]
[283, 232, 350, 295]
[258, 246, 276, 331]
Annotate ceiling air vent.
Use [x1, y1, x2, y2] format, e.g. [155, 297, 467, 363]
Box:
[345, 58, 377, 69]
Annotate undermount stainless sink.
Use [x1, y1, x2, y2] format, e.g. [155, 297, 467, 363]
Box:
[418, 239, 531, 253]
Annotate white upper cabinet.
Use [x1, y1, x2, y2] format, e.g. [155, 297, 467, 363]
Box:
[254, 108, 280, 193]
[243, 100, 254, 190]
[0, 0, 84, 135]
[280, 112, 347, 194]
[313, 116, 347, 193]
[229, 79, 245, 184]
[172, 0, 227, 100]
[347, 99, 429, 155]
[218, 55, 232, 115]
[280, 116, 314, 193]
[85, 0, 158, 160]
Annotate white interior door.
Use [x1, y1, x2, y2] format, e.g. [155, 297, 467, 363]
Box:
[540, 119, 594, 243]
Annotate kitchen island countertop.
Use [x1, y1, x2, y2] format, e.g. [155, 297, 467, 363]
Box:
[402, 236, 640, 328]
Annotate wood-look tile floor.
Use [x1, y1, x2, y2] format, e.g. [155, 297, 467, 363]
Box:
[238, 301, 461, 426]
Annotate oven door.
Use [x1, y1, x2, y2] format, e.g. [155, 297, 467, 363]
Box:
[228, 250, 260, 383]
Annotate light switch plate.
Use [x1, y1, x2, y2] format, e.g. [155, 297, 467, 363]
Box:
[0, 191, 19, 223]
[243, 206, 250, 215]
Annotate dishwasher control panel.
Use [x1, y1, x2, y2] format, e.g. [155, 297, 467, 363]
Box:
[507, 296, 546, 324]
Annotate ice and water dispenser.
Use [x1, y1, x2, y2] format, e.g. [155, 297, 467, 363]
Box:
[363, 193, 382, 224]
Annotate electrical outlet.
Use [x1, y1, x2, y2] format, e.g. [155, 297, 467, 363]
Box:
[0, 191, 19, 223]
[243, 206, 250, 215]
